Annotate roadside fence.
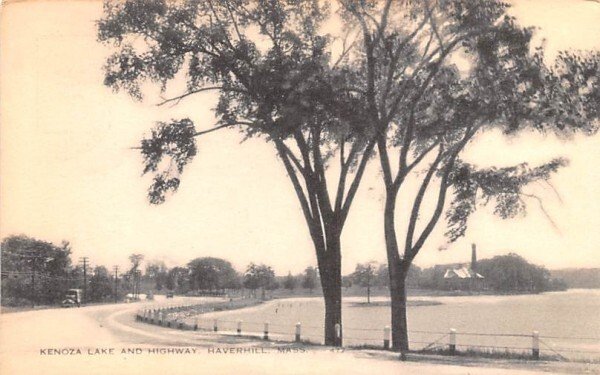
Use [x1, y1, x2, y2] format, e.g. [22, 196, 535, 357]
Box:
[135, 305, 600, 362]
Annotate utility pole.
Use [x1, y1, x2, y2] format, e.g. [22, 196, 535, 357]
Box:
[113, 266, 119, 303]
[137, 270, 142, 299]
[31, 270, 35, 308]
[28, 254, 45, 308]
[79, 257, 88, 304]
[134, 270, 139, 299]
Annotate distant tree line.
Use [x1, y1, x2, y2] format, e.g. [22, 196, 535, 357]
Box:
[346, 254, 567, 300]
[2, 233, 569, 308]
[1, 235, 130, 307]
[473, 254, 567, 293]
[277, 267, 319, 294]
[550, 268, 600, 289]
[2, 234, 326, 307]
[142, 260, 321, 300]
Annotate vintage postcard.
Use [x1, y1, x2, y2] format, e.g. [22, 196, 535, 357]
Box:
[1, 0, 599, 374]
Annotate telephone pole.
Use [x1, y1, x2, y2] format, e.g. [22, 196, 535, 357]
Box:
[135, 270, 142, 299]
[79, 257, 89, 304]
[31, 270, 36, 308]
[113, 266, 119, 303]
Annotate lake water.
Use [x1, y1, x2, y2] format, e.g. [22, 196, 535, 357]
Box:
[185, 289, 600, 360]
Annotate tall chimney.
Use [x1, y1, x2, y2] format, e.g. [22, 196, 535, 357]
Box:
[471, 243, 477, 271]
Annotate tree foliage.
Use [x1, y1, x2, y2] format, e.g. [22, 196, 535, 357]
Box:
[243, 263, 276, 290]
[128, 253, 144, 273]
[98, 0, 383, 345]
[98, 0, 373, 205]
[188, 257, 240, 291]
[88, 266, 114, 302]
[283, 271, 297, 291]
[98, 0, 599, 348]
[476, 254, 560, 293]
[350, 261, 376, 288]
[301, 266, 318, 292]
[445, 158, 568, 241]
[337, 0, 599, 350]
[350, 261, 377, 303]
[1, 235, 74, 306]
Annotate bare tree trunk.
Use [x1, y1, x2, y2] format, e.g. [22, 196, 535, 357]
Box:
[383, 189, 410, 351]
[389, 262, 409, 352]
[322, 257, 342, 346]
[317, 231, 343, 347]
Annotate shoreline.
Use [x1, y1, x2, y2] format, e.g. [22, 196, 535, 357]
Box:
[3, 288, 596, 314]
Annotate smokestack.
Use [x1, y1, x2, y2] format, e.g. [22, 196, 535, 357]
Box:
[471, 243, 477, 271]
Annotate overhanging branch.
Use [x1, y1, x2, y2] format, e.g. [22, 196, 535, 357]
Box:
[157, 86, 249, 107]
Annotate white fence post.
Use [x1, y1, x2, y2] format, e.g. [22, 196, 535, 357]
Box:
[383, 326, 391, 350]
[335, 323, 341, 346]
[295, 322, 301, 342]
[532, 331, 540, 360]
[264, 322, 269, 340]
[449, 328, 456, 355]
[237, 320, 242, 336]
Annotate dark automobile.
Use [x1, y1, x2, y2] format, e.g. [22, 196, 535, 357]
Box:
[166, 292, 174, 298]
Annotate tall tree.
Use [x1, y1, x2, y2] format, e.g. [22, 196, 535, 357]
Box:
[283, 272, 297, 292]
[166, 266, 189, 294]
[350, 261, 377, 303]
[243, 263, 276, 300]
[301, 266, 318, 293]
[188, 257, 239, 292]
[88, 266, 113, 302]
[128, 254, 144, 273]
[98, 0, 376, 345]
[127, 253, 145, 298]
[145, 260, 168, 291]
[340, 0, 599, 351]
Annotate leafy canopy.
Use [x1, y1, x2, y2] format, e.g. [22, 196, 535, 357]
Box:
[98, 0, 371, 204]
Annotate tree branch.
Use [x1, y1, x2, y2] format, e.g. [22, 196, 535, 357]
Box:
[408, 128, 477, 260]
[311, 127, 334, 218]
[334, 139, 353, 212]
[157, 86, 248, 107]
[520, 193, 561, 233]
[332, 29, 359, 69]
[274, 139, 314, 225]
[340, 138, 377, 224]
[278, 141, 308, 178]
[377, 134, 394, 188]
[193, 122, 252, 137]
[404, 145, 444, 256]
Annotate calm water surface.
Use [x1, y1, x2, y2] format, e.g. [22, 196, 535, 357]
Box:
[186, 289, 600, 359]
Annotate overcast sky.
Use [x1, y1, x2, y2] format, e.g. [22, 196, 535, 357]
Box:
[1, 0, 599, 275]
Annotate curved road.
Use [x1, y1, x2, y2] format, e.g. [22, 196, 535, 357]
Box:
[0, 297, 592, 374]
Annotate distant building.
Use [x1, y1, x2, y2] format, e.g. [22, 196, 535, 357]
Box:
[432, 244, 485, 291]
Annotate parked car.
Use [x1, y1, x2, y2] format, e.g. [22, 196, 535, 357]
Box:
[61, 289, 82, 307]
[146, 291, 154, 300]
[166, 292, 174, 298]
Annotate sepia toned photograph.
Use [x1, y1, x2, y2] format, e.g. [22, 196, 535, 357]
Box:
[1, 0, 599, 373]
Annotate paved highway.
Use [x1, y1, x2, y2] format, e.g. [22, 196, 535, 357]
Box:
[0, 297, 591, 374]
